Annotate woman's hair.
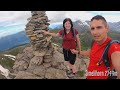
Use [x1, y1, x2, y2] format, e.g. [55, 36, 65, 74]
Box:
[63, 18, 74, 36]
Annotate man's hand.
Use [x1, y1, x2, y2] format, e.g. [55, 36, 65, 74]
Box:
[70, 49, 79, 54]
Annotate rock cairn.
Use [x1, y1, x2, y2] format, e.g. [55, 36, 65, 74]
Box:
[25, 11, 53, 57]
[12, 11, 88, 79]
[12, 11, 68, 79]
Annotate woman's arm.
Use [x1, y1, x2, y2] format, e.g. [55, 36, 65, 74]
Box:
[42, 30, 60, 37]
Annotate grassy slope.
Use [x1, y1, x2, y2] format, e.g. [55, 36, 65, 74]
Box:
[0, 44, 29, 71]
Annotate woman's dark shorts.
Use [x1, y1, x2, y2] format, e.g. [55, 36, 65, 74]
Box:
[63, 48, 76, 65]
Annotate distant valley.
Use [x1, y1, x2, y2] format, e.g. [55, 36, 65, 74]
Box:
[0, 31, 29, 52]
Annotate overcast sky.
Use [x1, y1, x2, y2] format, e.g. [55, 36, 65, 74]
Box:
[0, 11, 120, 38]
[46, 11, 120, 23]
[0, 11, 120, 24]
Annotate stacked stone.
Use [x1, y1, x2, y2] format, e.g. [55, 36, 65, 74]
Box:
[11, 11, 87, 79]
[25, 11, 53, 57]
[12, 11, 86, 79]
[12, 11, 68, 79]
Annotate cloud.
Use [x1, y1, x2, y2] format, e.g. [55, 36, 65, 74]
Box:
[46, 11, 67, 23]
[90, 11, 120, 15]
[65, 11, 93, 21]
[87, 11, 120, 22]
[0, 11, 31, 38]
[0, 24, 25, 38]
[1, 11, 119, 27]
[46, 11, 120, 23]
[46, 11, 94, 23]
[102, 15, 120, 22]
[0, 11, 31, 27]
[0, 11, 120, 38]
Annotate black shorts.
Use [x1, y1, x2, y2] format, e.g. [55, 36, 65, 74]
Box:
[63, 48, 76, 65]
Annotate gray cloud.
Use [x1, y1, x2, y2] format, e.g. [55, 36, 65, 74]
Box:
[0, 11, 120, 26]
[46, 11, 67, 23]
[0, 11, 31, 25]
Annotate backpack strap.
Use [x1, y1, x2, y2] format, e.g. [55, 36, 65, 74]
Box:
[62, 29, 64, 38]
[91, 39, 120, 79]
[103, 40, 120, 69]
[62, 28, 76, 40]
[91, 40, 94, 48]
[100, 40, 120, 79]
[73, 28, 76, 40]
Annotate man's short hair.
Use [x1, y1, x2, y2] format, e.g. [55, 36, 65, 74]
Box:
[91, 15, 108, 27]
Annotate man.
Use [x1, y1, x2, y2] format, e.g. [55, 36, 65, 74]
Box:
[71, 15, 120, 79]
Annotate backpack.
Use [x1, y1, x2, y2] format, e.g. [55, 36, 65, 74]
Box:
[91, 39, 120, 79]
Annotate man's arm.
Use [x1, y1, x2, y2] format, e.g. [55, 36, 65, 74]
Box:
[111, 51, 120, 79]
[80, 49, 91, 56]
[70, 49, 90, 57]
[76, 34, 90, 56]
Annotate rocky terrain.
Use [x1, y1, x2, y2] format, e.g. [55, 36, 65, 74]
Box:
[0, 11, 89, 79]
[12, 46, 89, 79]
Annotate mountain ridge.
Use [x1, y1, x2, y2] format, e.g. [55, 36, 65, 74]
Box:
[0, 31, 29, 52]
[1, 19, 120, 52]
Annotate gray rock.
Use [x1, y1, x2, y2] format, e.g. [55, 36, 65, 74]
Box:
[12, 11, 89, 79]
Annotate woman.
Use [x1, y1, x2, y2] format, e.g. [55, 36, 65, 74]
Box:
[42, 18, 81, 75]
